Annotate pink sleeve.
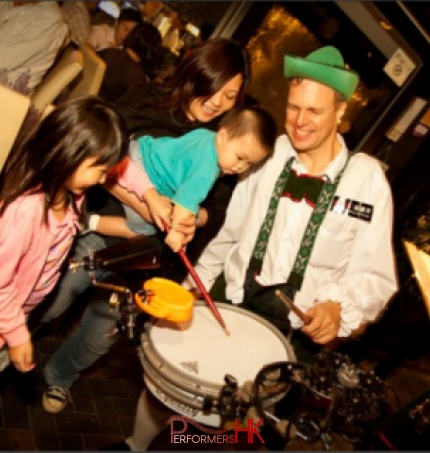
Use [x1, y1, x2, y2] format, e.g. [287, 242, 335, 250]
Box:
[114, 157, 154, 200]
[0, 199, 35, 347]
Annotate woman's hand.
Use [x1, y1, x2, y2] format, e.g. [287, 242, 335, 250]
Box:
[196, 207, 208, 228]
[143, 188, 173, 231]
[9, 340, 35, 372]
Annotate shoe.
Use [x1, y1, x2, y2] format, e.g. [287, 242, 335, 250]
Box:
[42, 385, 70, 413]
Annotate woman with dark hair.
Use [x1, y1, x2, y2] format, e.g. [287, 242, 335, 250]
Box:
[116, 36, 250, 137]
[40, 38, 251, 414]
[108, 37, 251, 277]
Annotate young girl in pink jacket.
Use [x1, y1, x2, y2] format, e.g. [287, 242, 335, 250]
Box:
[0, 96, 155, 373]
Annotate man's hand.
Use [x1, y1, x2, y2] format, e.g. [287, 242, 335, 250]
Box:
[9, 340, 35, 372]
[301, 301, 341, 344]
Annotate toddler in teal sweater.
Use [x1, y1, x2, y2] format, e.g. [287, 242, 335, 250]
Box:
[90, 106, 277, 252]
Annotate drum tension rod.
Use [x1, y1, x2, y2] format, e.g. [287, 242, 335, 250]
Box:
[85, 249, 136, 340]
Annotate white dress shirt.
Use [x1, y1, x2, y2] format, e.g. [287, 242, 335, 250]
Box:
[188, 134, 398, 337]
[0, 2, 68, 92]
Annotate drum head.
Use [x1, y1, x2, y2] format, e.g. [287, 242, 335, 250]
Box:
[146, 302, 294, 387]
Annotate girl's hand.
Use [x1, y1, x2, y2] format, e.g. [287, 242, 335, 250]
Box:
[143, 188, 173, 231]
[165, 229, 186, 252]
[9, 340, 35, 372]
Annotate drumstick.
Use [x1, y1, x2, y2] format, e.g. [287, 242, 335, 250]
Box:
[161, 220, 230, 336]
[275, 290, 312, 325]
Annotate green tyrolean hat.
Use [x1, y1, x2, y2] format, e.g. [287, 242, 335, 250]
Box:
[284, 46, 360, 100]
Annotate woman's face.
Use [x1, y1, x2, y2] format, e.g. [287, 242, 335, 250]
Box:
[186, 73, 244, 123]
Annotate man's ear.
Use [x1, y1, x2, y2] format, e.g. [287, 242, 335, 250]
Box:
[336, 102, 347, 125]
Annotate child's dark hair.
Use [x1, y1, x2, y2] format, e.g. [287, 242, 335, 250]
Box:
[0, 96, 129, 220]
[218, 106, 278, 158]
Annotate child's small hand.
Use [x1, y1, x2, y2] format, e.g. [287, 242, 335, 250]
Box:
[143, 188, 172, 230]
[9, 340, 35, 372]
[176, 211, 198, 245]
[165, 229, 185, 252]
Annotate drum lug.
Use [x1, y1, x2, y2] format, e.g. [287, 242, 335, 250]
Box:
[218, 374, 249, 425]
[202, 395, 214, 413]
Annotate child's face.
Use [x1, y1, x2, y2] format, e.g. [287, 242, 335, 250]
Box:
[65, 157, 110, 196]
[216, 131, 268, 175]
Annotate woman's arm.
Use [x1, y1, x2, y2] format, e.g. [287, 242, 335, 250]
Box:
[106, 183, 152, 223]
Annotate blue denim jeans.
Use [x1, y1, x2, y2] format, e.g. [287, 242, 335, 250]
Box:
[44, 286, 121, 388]
[43, 231, 121, 389]
[40, 232, 109, 323]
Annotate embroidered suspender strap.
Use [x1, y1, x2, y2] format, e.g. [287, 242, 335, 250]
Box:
[248, 157, 294, 272]
[249, 154, 351, 290]
[287, 155, 351, 289]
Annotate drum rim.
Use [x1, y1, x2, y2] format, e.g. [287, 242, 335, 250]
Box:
[141, 302, 296, 398]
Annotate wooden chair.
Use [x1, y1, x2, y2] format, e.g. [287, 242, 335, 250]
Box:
[0, 85, 31, 173]
[67, 44, 106, 99]
[31, 48, 82, 113]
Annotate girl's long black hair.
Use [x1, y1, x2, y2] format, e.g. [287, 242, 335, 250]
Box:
[0, 96, 129, 221]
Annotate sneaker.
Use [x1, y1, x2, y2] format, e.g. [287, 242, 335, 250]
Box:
[42, 385, 70, 413]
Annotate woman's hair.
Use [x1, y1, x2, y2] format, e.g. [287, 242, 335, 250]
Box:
[117, 7, 143, 25]
[124, 22, 162, 80]
[158, 38, 250, 113]
[0, 97, 129, 220]
[219, 106, 278, 158]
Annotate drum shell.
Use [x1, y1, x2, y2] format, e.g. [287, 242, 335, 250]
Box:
[140, 302, 296, 427]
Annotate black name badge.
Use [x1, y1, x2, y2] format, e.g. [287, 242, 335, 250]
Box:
[331, 196, 373, 222]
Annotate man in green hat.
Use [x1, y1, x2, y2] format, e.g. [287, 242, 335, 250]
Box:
[189, 45, 398, 346]
[120, 46, 399, 451]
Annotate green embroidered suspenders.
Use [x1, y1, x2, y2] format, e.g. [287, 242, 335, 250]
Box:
[249, 155, 350, 290]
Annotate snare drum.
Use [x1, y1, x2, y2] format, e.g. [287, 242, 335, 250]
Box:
[139, 302, 295, 427]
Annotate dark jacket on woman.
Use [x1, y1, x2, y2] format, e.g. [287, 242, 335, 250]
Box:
[88, 82, 237, 282]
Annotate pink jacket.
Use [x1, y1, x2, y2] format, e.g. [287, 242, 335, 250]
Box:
[0, 158, 152, 348]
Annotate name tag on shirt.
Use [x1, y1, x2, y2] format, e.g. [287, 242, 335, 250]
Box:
[330, 196, 373, 222]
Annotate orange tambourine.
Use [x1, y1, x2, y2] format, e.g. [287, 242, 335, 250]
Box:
[135, 277, 194, 323]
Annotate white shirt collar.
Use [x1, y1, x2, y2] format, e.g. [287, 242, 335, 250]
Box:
[290, 133, 349, 183]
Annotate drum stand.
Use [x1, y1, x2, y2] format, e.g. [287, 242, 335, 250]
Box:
[219, 349, 390, 450]
[70, 235, 162, 341]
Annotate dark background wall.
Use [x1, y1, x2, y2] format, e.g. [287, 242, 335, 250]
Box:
[165, 1, 232, 28]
